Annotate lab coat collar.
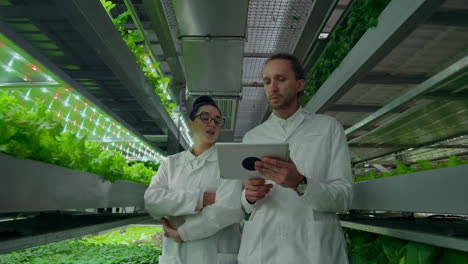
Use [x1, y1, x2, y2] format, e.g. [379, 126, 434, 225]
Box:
[184, 144, 218, 163]
[268, 107, 306, 139]
[268, 106, 304, 123]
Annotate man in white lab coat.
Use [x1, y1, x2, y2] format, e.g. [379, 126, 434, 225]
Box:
[238, 53, 353, 263]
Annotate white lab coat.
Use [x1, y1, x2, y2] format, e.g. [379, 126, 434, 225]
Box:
[238, 108, 353, 264]
[145, 146, 244, 264]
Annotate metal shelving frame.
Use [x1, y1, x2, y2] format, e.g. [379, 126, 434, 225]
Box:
[341, 218, 468, 253]
[0, 151, 153, 253]
[0, 0, 188, 153]
[351, 164, 468, 214]
[0, 153, 147, 213]
[344, 164, 468, 253]
[305, 0, 444, 113]
[0, 215, 153, 254]
[53, 0, 187, 151]
[300, 0, 468, 253]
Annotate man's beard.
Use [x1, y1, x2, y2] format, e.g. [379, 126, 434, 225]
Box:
[270, 93, 296, 110]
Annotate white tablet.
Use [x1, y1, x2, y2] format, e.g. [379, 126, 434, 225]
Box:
[216, 143, 289, 180]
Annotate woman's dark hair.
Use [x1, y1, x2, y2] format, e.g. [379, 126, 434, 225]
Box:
[189, 95, 221, 120]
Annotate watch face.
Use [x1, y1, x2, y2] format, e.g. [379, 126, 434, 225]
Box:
[297, 183, 307, 194]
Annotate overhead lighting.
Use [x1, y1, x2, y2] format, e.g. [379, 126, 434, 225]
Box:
[318, 33, 329, 39]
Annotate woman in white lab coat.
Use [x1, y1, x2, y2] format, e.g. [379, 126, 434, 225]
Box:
[144, 96, 244, 264]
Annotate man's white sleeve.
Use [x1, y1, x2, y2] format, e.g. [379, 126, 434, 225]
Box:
[144, 159, 203, 219]
[301, 120, 354, 213]
[178, 179, 244, 241]
[241, 188, 255, 213]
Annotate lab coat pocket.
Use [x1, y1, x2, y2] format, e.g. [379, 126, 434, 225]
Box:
[274, 223, 310, 263]
[307, 221, 349, 264]
[217, 253, 238, 264]
[158, 254, 178, 264]
[238, 220, 261, 263]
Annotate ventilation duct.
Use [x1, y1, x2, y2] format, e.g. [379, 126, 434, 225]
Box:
[172, 0, 248, 140]
[213, 98, 238, 131]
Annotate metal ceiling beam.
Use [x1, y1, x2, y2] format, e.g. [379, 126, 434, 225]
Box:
[243, 53, 273, 58]
[143, 134, 168, 142]
[142, 0, 186, 105]
[0, 6, 62, 19]
[293, 0, 339, 60]
[105, 101, 147, 111]
[361, 74, 428, 84]
[242, 82, 264, 87]
[349, 144, 468, 149]
[302, 39, 328, 71]
[305, 0, 444, 114]
[424, 10, 468, 27]
[302, 0, 356, 71]
[0, 83, 62, 89]
[422, 92, 468, 100]
[53, 0, 187, 152]
[0, 18, 169, 155]
[345, 55, 468, 135]
[122, 23, 152, 30]
[38, 56, 76, 66]
[92, 80, 125, 103]
[343, 125, 378, 131]
[29, 18, 87, 69]
[350, 130, 468, 165]
[328, 104, 381, 112]
[64, 69, 117, 81]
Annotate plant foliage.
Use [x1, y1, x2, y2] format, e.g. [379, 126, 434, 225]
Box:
[303, 0, 391, 103]
[345, 229, 468, 264]
[80, 226, 162, 246]
[0, 226, 162, 263]
[99, 0, 176, 115]
[354, 156, 468, 182]
[0, 91, 156, 185]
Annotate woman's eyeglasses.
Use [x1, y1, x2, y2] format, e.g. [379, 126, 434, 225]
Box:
[194, 112, 225, 127]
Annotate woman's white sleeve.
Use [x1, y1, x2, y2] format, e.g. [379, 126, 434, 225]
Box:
[144, 160, 203, 219]
[177, 179, 244, 241]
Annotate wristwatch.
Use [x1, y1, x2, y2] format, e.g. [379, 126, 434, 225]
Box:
[296, 176, 308, 196]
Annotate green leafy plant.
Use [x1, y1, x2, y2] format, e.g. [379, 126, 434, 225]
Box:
[0, 226, 162, 263]
[303, 0, 391, 102]
[438, 249, 468, 264]
[100, 0, 116, 13]
[124, 162, 155, 185]
[0, 240, 161, 264]
[354, 156, 468, 182]
[0, 91, 156, 185]
[80, 226, 162, 246]
[344, 229, 468, 264]
[100, 0, 175, 116]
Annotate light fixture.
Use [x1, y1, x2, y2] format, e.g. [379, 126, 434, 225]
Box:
[318, 33, 329, 39]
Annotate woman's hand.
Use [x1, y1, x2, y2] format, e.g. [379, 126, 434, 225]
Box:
[161, 218, 183, 243]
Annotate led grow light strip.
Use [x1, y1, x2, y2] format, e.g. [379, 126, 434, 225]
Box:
[1, 35, 164, 161]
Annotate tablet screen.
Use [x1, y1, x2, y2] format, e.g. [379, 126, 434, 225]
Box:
[216, 143, 289, 180]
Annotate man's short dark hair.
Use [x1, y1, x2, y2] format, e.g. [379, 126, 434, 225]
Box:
[265, 53, 305, 97]
[265, 53, 305, 80]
